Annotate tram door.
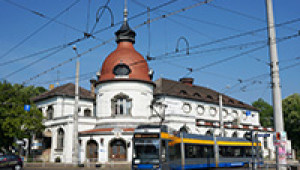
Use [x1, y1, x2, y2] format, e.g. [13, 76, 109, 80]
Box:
[110, 139, 127, 161]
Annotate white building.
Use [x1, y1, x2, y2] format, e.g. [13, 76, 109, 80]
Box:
[32, 19, 293, 163]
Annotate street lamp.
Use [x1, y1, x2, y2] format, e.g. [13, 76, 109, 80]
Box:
[72, 46, 80, 164]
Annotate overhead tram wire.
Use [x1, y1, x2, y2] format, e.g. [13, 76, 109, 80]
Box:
[132, 0, 260, 38]
[0, 0, 181, 67]
[206, 3, 297, 32]
[152, 38, 268, 61]
[33, 71, 96, 85]
[3, 0, 85, 34]
[150, 17, 300, 60]
[92, 0, 180, 35]
[86, 0, 91, 33]
[223, 55, 300, 95]
[20, 0, 215, 86]
[3, 46, 69, 79]
[150, 32, 299, 62]
[90, 0, 111, 34]
[192, 31, 300, 72]
[0, 0, 81, 60]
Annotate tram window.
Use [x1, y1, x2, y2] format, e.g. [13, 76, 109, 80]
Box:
[161, 140, 166, 162]
[169, 145, 175, 160]
[233, 147, 242, 157]
[185, 145, 197, 158]
[245, 147, 253, 157]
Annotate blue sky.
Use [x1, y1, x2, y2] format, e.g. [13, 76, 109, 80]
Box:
[0, 0, 299, 105]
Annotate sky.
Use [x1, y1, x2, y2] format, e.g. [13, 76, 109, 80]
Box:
[0, 0, 299, 105]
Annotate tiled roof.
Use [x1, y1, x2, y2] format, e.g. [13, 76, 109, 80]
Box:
[154, 78, 258, 111]
[32, 83, 95, 102]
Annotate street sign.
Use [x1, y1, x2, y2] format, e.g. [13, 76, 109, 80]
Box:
[257, 134, 270, 137]
[24, 105, 30, 112]
[246, 110, 251, 116]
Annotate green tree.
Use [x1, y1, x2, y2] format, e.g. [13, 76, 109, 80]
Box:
[252, 98, 274, 127]
[282, 93, 300, 151]
[0, 81, 46, 152]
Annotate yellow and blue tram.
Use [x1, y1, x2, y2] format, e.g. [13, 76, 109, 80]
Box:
[132, 125, 262, 170]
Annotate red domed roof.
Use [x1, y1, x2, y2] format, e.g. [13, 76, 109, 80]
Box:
[98, 41, 151, 83]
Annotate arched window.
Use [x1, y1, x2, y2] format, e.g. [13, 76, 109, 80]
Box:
[86, 140, 98, 162]
[47, 106, 54, 120]
[232, 131, 238, 138]
[206, 130, 213, 136]
[111, 93, 132, 116]
[84, 108, 92, 117]
[57, 128, 64, 150]
[179, 125, 189, 134]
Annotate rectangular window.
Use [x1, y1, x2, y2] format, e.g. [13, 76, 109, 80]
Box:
[264, 137, 268, 148]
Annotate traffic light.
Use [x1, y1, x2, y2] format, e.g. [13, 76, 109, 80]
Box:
[245, 131, 252, 141]
[276, 132, 281, 141]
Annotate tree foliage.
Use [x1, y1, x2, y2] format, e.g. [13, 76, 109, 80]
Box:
[0, 81, 46, 151]
[252, 98, 274, 127]
[282, 93, 300, 151]
[252, 94, 300, 151]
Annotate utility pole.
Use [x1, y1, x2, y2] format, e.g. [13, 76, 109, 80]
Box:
[265, 0, 286, 169]
[219, 94, 224, 137]
[72, 46, 80, 164]
[180, 132, 185, 170]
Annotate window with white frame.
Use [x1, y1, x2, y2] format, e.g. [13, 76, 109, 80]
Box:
[57, 128, 64, 150]
[111, 93, 132, 116]
[264, 137, 268, 148]
[46, 105, 54, 120]
[84, 108, 92, 117]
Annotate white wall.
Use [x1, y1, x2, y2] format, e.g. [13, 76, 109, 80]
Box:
[96, 81, 154, 118]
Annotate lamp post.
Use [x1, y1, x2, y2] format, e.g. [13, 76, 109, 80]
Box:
[72, 46, 80, 164]
[265, 0, 286, 169]
[219, 94, 225, 137]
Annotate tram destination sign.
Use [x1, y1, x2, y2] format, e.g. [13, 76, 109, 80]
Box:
[134, 133, 159, 138]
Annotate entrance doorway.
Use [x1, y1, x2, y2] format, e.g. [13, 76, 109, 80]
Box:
[109, 139, 127, 161]
[86, 140, 98, 162]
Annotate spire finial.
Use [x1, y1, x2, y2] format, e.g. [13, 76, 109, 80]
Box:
[115, 0, 136, 44]
[124, 0, 128, 22]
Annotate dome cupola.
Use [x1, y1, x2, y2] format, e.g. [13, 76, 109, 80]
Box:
[98, 21, 152, 83]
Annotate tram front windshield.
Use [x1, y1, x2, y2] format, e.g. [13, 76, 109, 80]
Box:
[134, 139, 159, 160]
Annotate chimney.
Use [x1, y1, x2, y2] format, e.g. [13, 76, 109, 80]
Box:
[179, 77, 194, 86]
[49, 84, 54, 90]
[90, 79, 97, 96]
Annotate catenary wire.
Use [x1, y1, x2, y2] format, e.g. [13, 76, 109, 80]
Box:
[3, 0, 85, 34]
[151, 17, 300, 59]
[22, 0, 214, 86]
[90, 0, 111, 34]
[0, 0, 81, 60]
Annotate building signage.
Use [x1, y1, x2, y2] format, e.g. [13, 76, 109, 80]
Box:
[134, 134, 159, 138]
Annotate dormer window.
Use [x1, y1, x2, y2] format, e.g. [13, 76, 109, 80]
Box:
[113, 63, 131, 76]
[193, 93, 201, 98]
[84, 108, 92, 117]
[111, 93, 132, 116]
[179, 90, 187, 95]
[207, 95, 213, 100]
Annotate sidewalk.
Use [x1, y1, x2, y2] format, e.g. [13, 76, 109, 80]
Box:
[24, 162, 131, 170]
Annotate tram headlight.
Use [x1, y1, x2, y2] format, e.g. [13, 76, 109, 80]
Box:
[153, 165, 160, 170]
[134, 159, 140, 164]
[152, 159, 159, 163]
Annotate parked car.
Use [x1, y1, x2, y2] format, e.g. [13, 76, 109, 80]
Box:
[0, 154, 23, 170]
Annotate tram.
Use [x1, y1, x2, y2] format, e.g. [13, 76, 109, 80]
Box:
[132, 125, 262, 170]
